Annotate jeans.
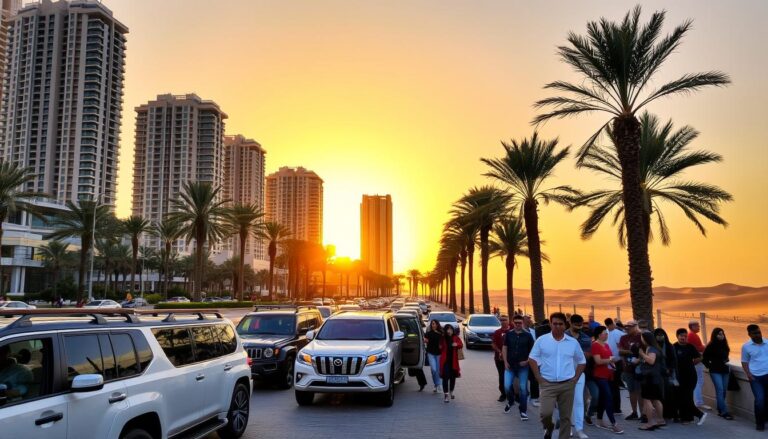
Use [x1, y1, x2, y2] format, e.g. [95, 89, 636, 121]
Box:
[750, 373, 768, 428]
[504, 366, 529, 413]
[595, 377, 616, 424]
[571, 374, 586, 430]
[709, 371, 730, 415]
[427, 353, 442, 387]
[585, 378, 599, 417]
[694, 362, 705, 406]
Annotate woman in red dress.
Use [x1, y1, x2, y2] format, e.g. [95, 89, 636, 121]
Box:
[439, 324, 463, 403]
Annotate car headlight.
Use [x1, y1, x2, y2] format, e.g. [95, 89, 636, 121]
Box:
[366, 351, 389, 366]
[264, 347, 274, 358]
[298, 353, 313, 365]
[465, 329, 476, 337]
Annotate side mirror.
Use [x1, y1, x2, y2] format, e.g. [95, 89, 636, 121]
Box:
[0, 383, 7, 406]
[461, 321, 467, 326]
[71, 374, 104, 392]
[392, 331, 405, 341]
[305, 330, 315, 341]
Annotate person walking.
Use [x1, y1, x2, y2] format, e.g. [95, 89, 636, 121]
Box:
[424, 319, 443, 393]
[742, 324, 768, 431]
[654, 328, 679, 421]
[618, 320, 643, 420]
[674, 328, 707, 425]
[637, 331, 665, 430]
[525, 315, 541, 407]
[687, 320, 711, 410]
[502, 314, 535, 420]
[605, 318, 625, 414]
[529, 312, 587, 439]
[703, 327, 734, 420]
[567, 314, 593, 439]
[492, 315, 511, 402]
[591, 326, 624, 434]
[438, 324, 463, 403]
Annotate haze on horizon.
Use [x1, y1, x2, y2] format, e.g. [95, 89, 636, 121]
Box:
[106, 0, 768, 291]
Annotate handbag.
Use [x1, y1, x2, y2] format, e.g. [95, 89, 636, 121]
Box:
[457, 347, 465, 361]
[728, 370, 740, 391]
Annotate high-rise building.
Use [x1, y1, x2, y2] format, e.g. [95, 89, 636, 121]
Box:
[0, 0, 21, 104]
[223, 134, 267, 261]
[360, 195, 393, 276]
[132, 93, 227, 253]
[0, 0, 128, 207]
[265, 167, 323, 244]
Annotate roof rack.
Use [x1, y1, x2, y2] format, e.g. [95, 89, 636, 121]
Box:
[134, 309, 222, 322]
[252, 304, 315, 312]
[0, 308, 141, 330]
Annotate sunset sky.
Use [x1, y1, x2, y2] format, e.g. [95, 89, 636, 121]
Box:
[106, 0, 767, 291]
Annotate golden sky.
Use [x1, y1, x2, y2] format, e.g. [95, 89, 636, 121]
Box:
[108, 0, 768, 290]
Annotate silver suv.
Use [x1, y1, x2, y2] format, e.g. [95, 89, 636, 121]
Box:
[293, 310, 423, 407]
[0, 309, 252, 439]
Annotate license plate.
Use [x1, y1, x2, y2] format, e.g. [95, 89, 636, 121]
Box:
[326, 376, 348, 384]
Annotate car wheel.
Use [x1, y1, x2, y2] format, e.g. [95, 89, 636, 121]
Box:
[277, 358, 295, 389]
[120, 428, 153, 439]
[218, 382, 250, 439]
[377, 368, 395, 407]
[295, 390, 315, 406]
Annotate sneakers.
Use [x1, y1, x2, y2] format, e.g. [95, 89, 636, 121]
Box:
[696, 412, 707, 426]
[498, 394, 506, 402]
[544, 426, 554, 439]
[450, 393, 455, 400]
[624, 413, 639, 421]
[418, 384, 425, 392]
[532, 398, 541, 407]
[444, 394, 450, 403]
[698, 404, 712, 411]
[433, 386, 439, 393]
[521, 412, 529, 421]
[575, 430, 589, 439]
[504, 404, 512, 414]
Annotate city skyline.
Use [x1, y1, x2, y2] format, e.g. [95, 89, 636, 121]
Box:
[360, 194, 393, 277]
[48, 0, 768, 290]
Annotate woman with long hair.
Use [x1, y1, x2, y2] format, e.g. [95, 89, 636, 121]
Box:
[424, 319, 443, 393]
[438, 324, 463, 403]
[638, 331, 665, 430]
[703, 327, 734, 420]
[591, 326, 624, 433]
[654, 328, 678, 421]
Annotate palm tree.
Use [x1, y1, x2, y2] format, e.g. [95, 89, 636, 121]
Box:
[122, 215, 152, 295]
[482, 132, 577, 322]
[574, 112, 732, 248]
[47, 200, 111, 300]
[262, 221, 291, 301]
[533, 6, 730, 322]
[489, 216, 531, 318]
[154, 218, 184, 297]
[40, 240, 70, 300]
[0, 161, 42, 294]
[224, 203, 265, 301]
[407, 269, 421, 298]
[167, 182, 229, 301]
[447, 212, 478, 314]
[438, 224, 464, 312]
[451, 186, 509, 314]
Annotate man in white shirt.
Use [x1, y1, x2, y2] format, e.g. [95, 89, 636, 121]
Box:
[529, 312, 587, 439]
[742, 324, 768, 431]
[605, 318, 625, 414]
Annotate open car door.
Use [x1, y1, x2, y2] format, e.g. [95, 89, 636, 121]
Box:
[394, 314, 424, 368]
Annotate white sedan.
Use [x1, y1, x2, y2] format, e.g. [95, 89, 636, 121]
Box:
[83, 299, 122, 309]
[0, 300, 37, 310]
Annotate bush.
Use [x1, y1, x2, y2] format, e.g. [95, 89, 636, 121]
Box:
[144, 293, 163, 305]
[154, 301, 254, 309]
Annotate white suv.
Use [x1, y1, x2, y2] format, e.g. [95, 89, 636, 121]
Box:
[0, 309, 252, 439]
[293, 310, 423, 407]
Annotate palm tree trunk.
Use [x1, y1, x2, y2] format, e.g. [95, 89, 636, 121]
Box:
[614, 115, 654, 324]
[468, 245, 475, 314]
[0, 224, 5, 295]
[505, 255, 515, 318]
[131, 237, 138, 295]
[268, 243, 275, 301]
[459, 252, 466, 315]
[78, 244, 88, 301]
[480, 225, 491, 314]
[239, 232, 247, 301]
[524, 198, 546, 323]
[195, 236, 204, 301]
[450, 260, 457, 312]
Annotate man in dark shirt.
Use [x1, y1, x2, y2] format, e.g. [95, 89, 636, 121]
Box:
[674, 328, 706, 424]
[503, 315, 535, 419]
[491, 315, 510, 402]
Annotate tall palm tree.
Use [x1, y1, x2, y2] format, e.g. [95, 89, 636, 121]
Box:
[262, 221, 290, 301]
[407, 269, 421, 298]
[47, 201, 111, 300]
[533, 6, 729, 322]
[40, 240, 70, 300]
[167, 182, 229, 301]
[122, 215, 152, 295]
[0, 161, 42, 294]
[438, 224, 464, 312]
[574, 112, 732, 247]
[447, 213, 478, 314]
[489, 216, 531, 318]
[452, 186, 509, 314]
[482, 132, 577, 322]
[154, 218, 184, 297]
[224, 203, 265, 301]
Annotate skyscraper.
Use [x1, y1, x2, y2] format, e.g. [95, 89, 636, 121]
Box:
[265, 167, 323, 244]
[223, 134, 267, 261]
[0, 0, 128, 207]
[360, 195, 393, 276]
[132, 93, 227, 253]
[0, 0, 21, 104]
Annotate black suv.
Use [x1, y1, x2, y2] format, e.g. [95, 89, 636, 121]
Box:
[236, 306, 323, 389]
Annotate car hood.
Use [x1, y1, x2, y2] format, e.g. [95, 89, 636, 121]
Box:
[466, 325, 499, 334]
[240, 334, 294, 346]
[304, 339, 390, 356]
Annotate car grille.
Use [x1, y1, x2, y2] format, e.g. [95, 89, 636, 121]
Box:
[314, 356, 365, 375]
[247, 348, 263, 360]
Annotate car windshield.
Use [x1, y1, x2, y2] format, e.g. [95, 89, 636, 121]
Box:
[430, 313, 456, 322]
[317, 319, 386, 341]
[237, 315, 296, 335]
[86, 301, 102, 306]
[469, 316, 500, 326]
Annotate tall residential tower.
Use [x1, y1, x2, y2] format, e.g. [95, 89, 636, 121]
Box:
[265, 167, 323, 244]
[360, 195, 393, 276]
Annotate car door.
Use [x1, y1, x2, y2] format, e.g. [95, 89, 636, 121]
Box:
[0, 335, 68, 439]
[394, 315, 424, 368]
[190, 325, 223, 416]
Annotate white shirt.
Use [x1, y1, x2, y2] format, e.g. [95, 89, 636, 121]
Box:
[529, 332, 587, 382]
[742, 338, 768, 377]
[607, 328, 625, 361]
[526, 327, 537, 340]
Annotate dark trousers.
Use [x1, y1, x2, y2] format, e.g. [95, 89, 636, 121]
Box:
[442, 363, 456, 393]
[611, 363, 623, 412]
[679, 379, 704, 422]
[413, 368, 427, 387]
[662, 381, 677, 419]
[494, 358, 505, 396]
[529, 368, 540, 399]
[595, 378, 616, 424]
[751, 373, 768, 428]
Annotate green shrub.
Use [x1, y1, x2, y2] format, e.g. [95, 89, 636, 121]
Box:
[144, 293, 163, 304]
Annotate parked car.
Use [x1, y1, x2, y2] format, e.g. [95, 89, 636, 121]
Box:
[83, 299, 121, 309]
[427, 311, 461, 334]
[237, 305, 324, 388]
[121, 298, 149, 308]
[167, 296, 191, 303]
[316, 306, 333, 319]
[400, 305, 424, 320]
[0, 308, 252, 438]
[202, 297, 223, 303]
[0, 301, 36, 310]
[462, 314, 501, 348]
[294, 310, 422, 407]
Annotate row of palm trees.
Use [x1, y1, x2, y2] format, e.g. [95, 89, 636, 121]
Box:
[413, 6, 732, 324]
